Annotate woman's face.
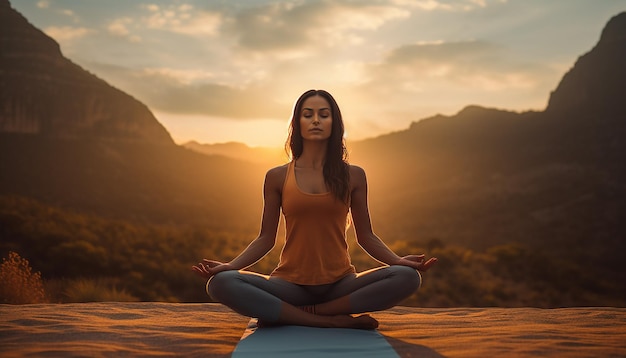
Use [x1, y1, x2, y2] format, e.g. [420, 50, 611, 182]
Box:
[299, 95, 332, 142]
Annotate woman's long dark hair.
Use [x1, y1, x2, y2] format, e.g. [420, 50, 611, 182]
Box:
[286, 89, 350, 203]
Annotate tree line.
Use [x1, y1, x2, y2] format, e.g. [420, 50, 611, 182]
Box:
[0, 195, 622, 307]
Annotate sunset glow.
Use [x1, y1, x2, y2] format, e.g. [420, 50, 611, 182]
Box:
[10, 0, 624, 147]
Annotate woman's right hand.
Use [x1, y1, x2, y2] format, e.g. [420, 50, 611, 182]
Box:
[397, 254, 438, 272]
[191, 259, 233, 280]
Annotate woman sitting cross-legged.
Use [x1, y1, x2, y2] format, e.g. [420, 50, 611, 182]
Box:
[192, 89, 437, 330]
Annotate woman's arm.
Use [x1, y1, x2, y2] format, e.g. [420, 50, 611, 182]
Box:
[227, 166, 284, 269]
[192, 166, 285, 278]
[349, 165, 437, 271]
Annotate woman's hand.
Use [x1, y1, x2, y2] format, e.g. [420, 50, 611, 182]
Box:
[191, 260, 233, 279]
[396, 254, 438, 272]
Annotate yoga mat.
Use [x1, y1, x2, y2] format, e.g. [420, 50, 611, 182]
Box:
[232, 319, 399, 357]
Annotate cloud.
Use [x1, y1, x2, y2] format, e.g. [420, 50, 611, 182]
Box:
[35, 0, 81, 22]
[107, 18, 142, 42]
[141, 68, 217, 85]
[72, 0, 560, 131]
[385, 40, 498, 65]
[61, 9, 76, 18]
[107, 19, 131, 36]
[390, 0, 453, 11]
[390, 0, 507, 11]
[366, 40, 550, 92]
[139, 80, 287, 119]
[43, 26, 93, 42]
[85, 35, 553, 127]
[140, 3, 223, 36]
[227, 1, 410, 52]
[265, 37, 555, 140]
[86, 63, 288, 119]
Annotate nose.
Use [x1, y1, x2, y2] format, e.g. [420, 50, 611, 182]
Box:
[312, 115, 320, 124]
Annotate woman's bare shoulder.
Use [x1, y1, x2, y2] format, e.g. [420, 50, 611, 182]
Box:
[267, 163, 288, 176]
[265, 164, 289, 185]
[349, 164, 366, 178]
[349, 164, 367, 190]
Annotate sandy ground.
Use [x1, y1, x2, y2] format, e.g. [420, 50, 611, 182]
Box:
[1, 303, 625, 357]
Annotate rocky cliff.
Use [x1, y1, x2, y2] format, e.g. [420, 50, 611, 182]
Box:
[0, 0, 173, 144]
[546, 12, 626, 119]
[349, 11, 626, 259]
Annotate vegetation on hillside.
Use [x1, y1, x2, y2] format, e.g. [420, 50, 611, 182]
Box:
[1, 195, 622, 307]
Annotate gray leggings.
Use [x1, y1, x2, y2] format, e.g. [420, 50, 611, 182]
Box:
[206, 265, 421, 322]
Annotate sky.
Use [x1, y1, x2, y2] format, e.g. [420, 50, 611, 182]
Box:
[10, 0, 626, 147]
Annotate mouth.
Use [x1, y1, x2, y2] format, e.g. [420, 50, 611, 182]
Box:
[309, 128, 323, 132]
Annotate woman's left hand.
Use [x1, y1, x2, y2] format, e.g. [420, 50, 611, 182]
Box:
[191, 259, 232, 279]
[397, 254, 438, 272]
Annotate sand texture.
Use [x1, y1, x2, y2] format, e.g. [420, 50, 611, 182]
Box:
[1, 303, 625, 357]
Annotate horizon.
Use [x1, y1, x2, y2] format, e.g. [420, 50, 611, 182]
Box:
[9, 0, 625, 147]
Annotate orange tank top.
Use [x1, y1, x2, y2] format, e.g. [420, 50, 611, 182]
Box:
[271, 161, 355, 285]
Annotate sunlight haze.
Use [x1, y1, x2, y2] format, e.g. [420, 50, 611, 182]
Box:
[11, 0, 625, 147]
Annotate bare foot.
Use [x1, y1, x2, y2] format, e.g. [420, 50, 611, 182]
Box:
[274, 303, 379, 329]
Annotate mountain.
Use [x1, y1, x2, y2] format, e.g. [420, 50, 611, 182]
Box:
[349, 12, 626, 283]
[0, 0, 172, 143]
[183, 141, 287, 166]
[0, 0, 265, 227]
[546, 11, 626, 119]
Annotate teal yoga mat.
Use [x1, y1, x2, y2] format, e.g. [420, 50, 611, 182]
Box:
[232, 319, 399, 357]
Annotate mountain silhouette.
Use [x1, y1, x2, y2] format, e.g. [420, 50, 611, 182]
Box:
[347, 13, 626, 288]
[0, 0, 264, 227]
[183, 140, 287, 167]
[546, 11, 626, 119]
[0, 0, 173, 143]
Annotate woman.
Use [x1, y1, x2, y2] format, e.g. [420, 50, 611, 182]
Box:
[192, 89, 437, 329]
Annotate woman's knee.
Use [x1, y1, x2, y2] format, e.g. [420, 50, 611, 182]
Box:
[206, 270, 241, 301]
[390, 265, 422, 291]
